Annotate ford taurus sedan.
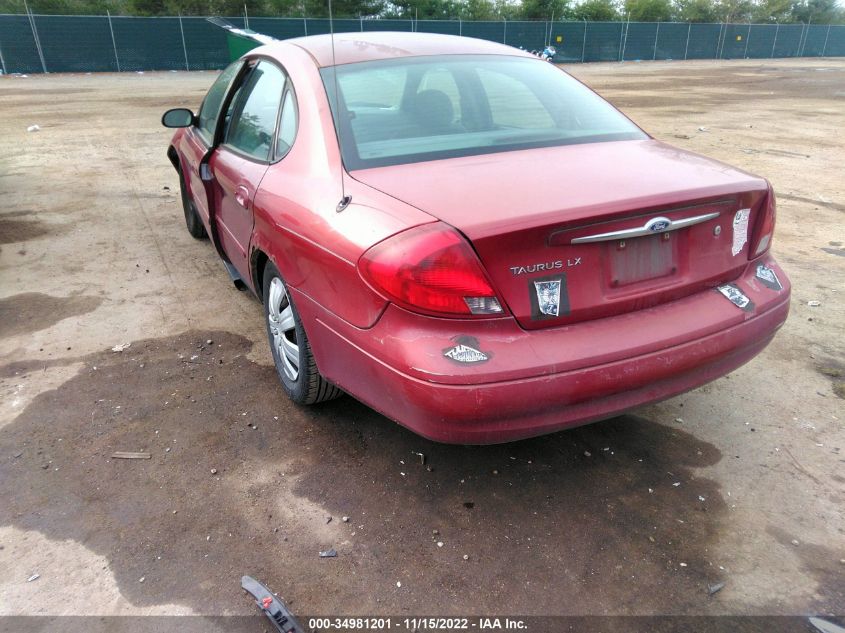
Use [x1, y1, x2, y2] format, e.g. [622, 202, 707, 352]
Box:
[162, 32, 790, 444]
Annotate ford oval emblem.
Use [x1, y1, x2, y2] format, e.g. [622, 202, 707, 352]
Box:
[646, 217, 671, 232]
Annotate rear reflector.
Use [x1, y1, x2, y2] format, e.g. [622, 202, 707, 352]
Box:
[750, 184, 776, 258]
[754, 234, 771, 257]
[359, 223, 504, 318]
[464, 296, 503, 315]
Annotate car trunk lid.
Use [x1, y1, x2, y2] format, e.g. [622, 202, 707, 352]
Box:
[351, 139, 770, 329]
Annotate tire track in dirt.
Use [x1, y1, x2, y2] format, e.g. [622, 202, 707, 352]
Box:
[0, 330, 757, 616]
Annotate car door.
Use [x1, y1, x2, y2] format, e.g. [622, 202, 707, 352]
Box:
[179, 60, 245, 230]
[209, 60, 287, 281]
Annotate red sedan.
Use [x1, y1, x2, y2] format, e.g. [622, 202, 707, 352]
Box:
[162, 32, 790, 444]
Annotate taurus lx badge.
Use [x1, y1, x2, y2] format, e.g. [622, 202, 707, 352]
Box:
[510, 258, 581, 276]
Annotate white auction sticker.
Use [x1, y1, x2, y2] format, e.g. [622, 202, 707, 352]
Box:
[732, 208, 750, 256]
[717, 283, 754, 312]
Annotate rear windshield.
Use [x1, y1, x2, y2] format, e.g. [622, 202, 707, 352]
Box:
[321, 55, 646, 170]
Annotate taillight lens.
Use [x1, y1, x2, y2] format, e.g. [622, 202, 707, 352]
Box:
[750, 184, 776, 258]
[359, 223, 504, 318]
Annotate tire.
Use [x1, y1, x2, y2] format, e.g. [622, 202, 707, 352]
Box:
[177, 166, 207, 239]
[263, 262, 342, 405]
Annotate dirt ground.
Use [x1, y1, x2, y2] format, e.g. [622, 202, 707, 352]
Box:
[0, 58, 843, 621]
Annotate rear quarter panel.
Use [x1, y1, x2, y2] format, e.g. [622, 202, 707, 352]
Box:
[249, 43, 435, 329]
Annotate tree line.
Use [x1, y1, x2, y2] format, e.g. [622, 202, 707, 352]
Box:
[3, 0, 842, 24]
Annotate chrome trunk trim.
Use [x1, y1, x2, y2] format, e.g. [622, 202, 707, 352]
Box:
[570, 212, 721, 244]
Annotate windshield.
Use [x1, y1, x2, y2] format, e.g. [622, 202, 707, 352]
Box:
[321, 55, 647, 170]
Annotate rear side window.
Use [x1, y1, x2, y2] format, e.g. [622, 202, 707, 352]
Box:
[276, 89, 297, 159]
[225, 61, 286, 161]
[197, 61, 242, 145]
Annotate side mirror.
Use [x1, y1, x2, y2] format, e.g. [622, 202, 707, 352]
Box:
[162, 108, 195, 128]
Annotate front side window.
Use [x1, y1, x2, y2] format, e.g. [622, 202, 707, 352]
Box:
[225, 61, 286, 161]
[321, 55, 647, 170]
[476, 67, 555, 130]
[197, 61, 243, 145]
[416, 66, 462, 131]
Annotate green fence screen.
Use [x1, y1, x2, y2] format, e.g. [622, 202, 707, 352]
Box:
[1, 13, 843, 74]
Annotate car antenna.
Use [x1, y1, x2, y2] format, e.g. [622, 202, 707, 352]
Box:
[328, 0, 351, 213]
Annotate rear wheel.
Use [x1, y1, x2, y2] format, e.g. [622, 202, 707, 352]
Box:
[177, 167, 207, 239]
[263, 262, 341, 405]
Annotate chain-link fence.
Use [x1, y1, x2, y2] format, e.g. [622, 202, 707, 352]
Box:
[1, 13, 843, 74]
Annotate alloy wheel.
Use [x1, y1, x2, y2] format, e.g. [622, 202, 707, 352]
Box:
[267, 277, 299, 381]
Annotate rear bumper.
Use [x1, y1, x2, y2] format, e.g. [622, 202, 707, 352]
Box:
[297, 256, 790, 444]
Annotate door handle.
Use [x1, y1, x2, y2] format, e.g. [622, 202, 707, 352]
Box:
[235, 185, 250, 209]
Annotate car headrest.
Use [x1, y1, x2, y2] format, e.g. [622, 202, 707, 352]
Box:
[411, 89, 455, 133]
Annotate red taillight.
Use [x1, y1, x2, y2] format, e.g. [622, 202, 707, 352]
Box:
[359, 223, 504, 318]
[750, 184, 776, 259]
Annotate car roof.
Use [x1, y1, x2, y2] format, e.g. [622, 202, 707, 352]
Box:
[263, 31, 534, 68]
